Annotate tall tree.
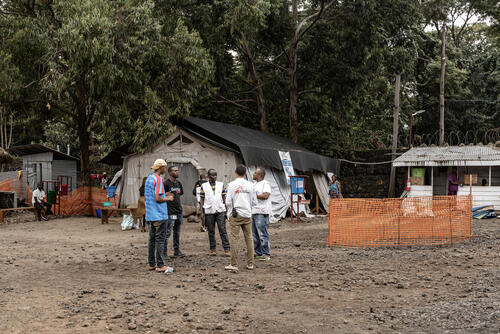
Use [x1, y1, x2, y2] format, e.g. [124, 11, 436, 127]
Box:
[2, 0, 213, 184]
[288, 0, 334, 142]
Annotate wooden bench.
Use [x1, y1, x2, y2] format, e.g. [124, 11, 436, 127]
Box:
[95, 206, 131, 224]
[0, 207, 36, 223]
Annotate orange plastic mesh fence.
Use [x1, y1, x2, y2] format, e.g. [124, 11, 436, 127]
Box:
[0, 179, 10, 192]
[59, 187, 120, 216]
[327, 196, 472, 247]
[2, 183, 119, 216]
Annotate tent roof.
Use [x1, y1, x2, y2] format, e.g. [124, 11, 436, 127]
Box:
[8, 144, 79, 161]
[180, 117, 340, 174]
[99, 142, 133, 165]
[393, 145, 500, 167]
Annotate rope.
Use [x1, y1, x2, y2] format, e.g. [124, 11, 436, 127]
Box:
[339, 158, 393, 165]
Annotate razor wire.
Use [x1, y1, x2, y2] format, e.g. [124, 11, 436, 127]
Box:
[363, 127, 500, 151]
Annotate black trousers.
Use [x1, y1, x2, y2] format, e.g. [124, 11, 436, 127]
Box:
[205, 212, 230, 251]
[34, 202, 51, 220]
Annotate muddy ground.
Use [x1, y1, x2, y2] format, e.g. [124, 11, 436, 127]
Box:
[0, 213, 498, 333]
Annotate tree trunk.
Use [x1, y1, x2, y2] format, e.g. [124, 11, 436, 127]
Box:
[8, 113, 13, 149]
[76, 88, 91, 187]
[78, 126, 91, 187]
[388, 74, 401, 198]
[439, 24, 446, 146]
[0, 107, 4, 149]
[289, 0, 299, 143]
[241, 40, 268, 133]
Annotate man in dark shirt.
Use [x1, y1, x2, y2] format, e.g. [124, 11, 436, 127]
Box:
[164, 166, 185, 258]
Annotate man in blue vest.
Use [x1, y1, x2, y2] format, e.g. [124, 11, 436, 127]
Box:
[144, 159, 173, 272]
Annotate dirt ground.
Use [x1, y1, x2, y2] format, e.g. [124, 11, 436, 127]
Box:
[0, 213, 498, 334]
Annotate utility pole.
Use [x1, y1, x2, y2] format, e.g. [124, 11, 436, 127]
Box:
[388, 74, 401, 197]
[439, 23, 446, 146]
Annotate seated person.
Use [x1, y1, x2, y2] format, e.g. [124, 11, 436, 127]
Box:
[32, 182, 51, 221]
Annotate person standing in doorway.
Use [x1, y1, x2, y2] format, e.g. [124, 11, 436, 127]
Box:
[200, 169, 230, 256]
[448, 167, 459, 195]
[252, 168, 272, 261]
[144, 159, 172, 272]
[225, 165, 254, 272]
[193, 174, 208, 232]
[164, 166, 185, 258]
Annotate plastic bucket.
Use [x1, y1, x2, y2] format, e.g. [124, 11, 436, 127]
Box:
[96, 209, 102, 218]
[411, 168, 426, 178]
[60, 184, 68, 195]
[47, 190, 57, 204]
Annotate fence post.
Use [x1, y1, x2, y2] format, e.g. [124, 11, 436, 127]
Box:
[398, 199, 401, 246]
[469, 175, 473, 238]
[449, 197, 453, 245]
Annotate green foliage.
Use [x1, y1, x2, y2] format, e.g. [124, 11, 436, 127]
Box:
[1, 0, 499, 167]
[42, 120, 79, 154]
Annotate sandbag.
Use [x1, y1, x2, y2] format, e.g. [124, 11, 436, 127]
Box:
[121, 214, 134, 231]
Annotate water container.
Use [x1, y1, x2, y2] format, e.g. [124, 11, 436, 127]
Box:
[60, 184, 68, 195]
[96, 209, 102, 218]
[47, 190, 57, 204]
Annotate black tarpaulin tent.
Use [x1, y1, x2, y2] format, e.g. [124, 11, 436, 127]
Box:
[120, 117, 339, 219]
[181, 117, 340, 174]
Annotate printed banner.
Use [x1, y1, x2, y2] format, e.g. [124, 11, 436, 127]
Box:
[279, 151, 295, 184]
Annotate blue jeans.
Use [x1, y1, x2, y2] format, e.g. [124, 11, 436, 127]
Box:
[252, 214, 270, 256]
[165, 214, 183, 252]
[148, 220, 167, 267]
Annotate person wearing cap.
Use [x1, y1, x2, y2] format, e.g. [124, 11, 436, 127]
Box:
[144, 159, 173, 272]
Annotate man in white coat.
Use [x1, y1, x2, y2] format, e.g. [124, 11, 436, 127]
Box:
[200, 169, 231, 256]
[225, 165, 254, 272]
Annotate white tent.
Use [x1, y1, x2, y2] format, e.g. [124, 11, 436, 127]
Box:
[119, 117, 340, 220]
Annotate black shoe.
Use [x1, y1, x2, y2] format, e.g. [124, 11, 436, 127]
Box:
[174, 250, 185, 257]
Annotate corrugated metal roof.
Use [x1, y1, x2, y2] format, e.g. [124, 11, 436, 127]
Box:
[393, 145, 500, 167]
[8, 144, 79, 161]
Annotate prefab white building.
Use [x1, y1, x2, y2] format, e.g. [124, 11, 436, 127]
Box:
[393, 145, 500, 210]
[8, 144, 79, 192]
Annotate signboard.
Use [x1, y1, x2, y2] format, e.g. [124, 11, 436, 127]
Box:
[291, 177, 304, 194]
[279, 151, 295, 184]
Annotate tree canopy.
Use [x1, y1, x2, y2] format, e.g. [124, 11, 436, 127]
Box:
[0, 0, 499, 181]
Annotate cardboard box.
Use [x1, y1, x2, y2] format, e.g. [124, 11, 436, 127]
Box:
[410, 176, 425, 186]
[463, 174, 477, 185]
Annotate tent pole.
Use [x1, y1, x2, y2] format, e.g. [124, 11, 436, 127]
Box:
[431, 167, 434, 196]
[489, 166, 491, 186]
